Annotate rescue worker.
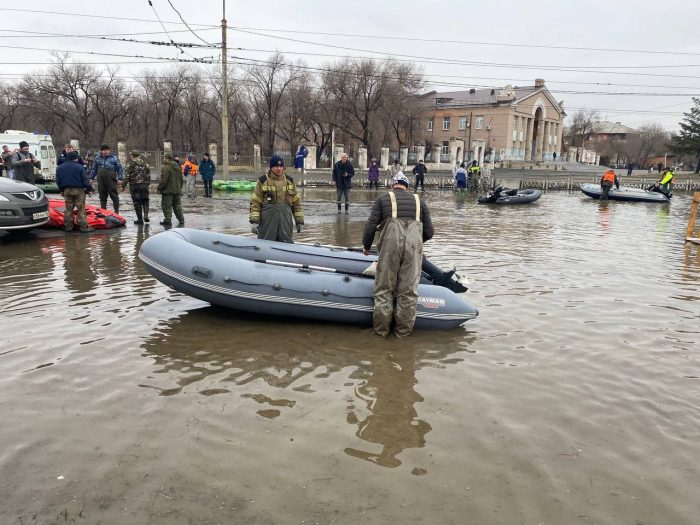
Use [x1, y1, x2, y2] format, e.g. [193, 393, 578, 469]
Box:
[250, 155, 303, 243]
[332, 152, 355, 214]
[468, 161, 481, 192]
[56, 151, 94, 233]
[600, 168, 620, 200]
[90, 144, 124, 213]
[11, 141, 41, 184]
[182, 154, 199, 197]
[157, 154, 185, 227]
[122, 151, 151, 225]
[411, 159, 427, 191]
[198, 153, 216, 198]
[362, 172, 434, 338]
[656, 167, 675, 197]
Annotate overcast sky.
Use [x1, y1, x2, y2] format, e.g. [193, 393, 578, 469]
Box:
[3, 0, 699, 132]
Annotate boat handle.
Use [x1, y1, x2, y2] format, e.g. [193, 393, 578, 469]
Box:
[191, 266, 212, 279]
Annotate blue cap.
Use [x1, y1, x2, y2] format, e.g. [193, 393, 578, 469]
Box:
[269, 154, 284, 168]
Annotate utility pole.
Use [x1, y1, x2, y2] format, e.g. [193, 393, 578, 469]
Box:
[220, 0, 229, 179]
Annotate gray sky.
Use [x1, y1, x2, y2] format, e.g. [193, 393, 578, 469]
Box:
[3, 0, 700, 132]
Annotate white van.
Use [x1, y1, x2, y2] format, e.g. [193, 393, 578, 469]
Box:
[1, 130, 57, 181]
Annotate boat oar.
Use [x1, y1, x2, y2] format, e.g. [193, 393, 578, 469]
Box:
[253, 258, 375, 278]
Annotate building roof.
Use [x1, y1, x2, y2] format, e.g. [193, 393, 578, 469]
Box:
[421, 82, 564, 114]
[590, 121, 638, 135]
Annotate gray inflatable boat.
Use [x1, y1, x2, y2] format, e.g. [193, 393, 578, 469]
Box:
[139, 229, 479, 330]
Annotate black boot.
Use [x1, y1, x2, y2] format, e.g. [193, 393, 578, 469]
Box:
[337, 203, 341, 214]
[134, 204, 143, 225]
[344, 203, 349, 214]
[143, 203, 150, 222]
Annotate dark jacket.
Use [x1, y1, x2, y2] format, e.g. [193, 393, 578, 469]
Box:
[158, 160, 183, 195]
[57, 160, 93, 191]
[362, 189, 434, 249]
[294, 146, 308, 169]
[412, 163, 428, 176]
[198, 159, 216, 180]
[332, 160, 355, 189]
[58, 150, 85, 166]
[90, 154, 124, 180]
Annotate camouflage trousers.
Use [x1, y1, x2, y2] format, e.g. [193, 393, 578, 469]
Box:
[373, 218, 423, 338]
[63, 187, 89, 231]
[161, 193, 184, 222]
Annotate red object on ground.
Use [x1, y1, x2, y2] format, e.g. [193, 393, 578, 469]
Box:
[47, 199, 126, 230]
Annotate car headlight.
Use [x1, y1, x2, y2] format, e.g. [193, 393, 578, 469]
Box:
[0, 194, 10, 202]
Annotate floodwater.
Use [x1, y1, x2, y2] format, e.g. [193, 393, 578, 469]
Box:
[1, 188, 699, 525]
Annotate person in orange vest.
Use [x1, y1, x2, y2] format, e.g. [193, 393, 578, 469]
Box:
[600, 168, 620, 200]
[182, 154, 199, 197]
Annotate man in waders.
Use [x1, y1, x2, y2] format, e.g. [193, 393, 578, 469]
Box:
[600, 168, 619, 200]
[122, 151, 151, 225]
[157, 154, 185, 227]
[90, 144, 124, 212]
[250, 155, 303, 243]
[362, 172, 434, 338]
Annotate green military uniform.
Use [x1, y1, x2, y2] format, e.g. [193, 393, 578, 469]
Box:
[157, 159, 184, 225]
[123, 155, 151, 224]
[250, 171, 303, 243]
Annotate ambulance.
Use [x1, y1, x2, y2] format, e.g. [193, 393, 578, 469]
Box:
[1, 130, 57, 181]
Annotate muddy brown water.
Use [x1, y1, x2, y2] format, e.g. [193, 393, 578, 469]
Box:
[1, 189, 699, 524]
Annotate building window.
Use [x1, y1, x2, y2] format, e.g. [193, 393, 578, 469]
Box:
[475, 116, 484, 129]
[441, 141, 449, 155]
[428, 119, 433, 132]
[512, 130, 517, 140]
[443, 117, 451, 131]
[458, 116, 467, 130]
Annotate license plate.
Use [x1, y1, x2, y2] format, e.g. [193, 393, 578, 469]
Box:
[32, 211, 49, 220]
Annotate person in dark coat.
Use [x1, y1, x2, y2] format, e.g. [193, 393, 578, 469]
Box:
[56, 151, 94, 232]
[58, 144, 85, 166]
[294, 145, 308, 170]
[368, 159, 380, 190]
[11, 141, 41, 184]
[411, 159, 428, 191]
[198, 153, 216, 197]
[332, 153, 355, 214]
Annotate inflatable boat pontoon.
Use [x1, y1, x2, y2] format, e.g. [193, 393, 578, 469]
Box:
[139, 229, 478, 330]
[580, 183, 670, 203]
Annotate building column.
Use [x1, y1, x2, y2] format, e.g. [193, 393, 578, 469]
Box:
[556, 123, 563, 158]
[357, 145, 368, 172]
[433, 143, 442, 169]
[117, 140, 127, 167]
[535, 119, 544, 161]
[524, 118, 534, 161]
[416, 144, 426, 163]
[253, 144, 261, 177]
[399, 146, 409, 170]
[544, 121, 551, 160]
[208, 142, 218, 167]
[380, 146, 390, 169]
[304, 144, 317, 169]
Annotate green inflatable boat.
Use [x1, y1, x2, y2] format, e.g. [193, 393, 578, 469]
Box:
[212, 179, 257, 192]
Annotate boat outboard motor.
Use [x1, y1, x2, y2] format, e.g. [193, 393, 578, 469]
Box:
[421, 256, 469, 293]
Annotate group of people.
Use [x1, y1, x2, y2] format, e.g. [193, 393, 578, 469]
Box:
[599, 166, 676, 200]
[55, 144, 219, 232]
[250, 153, 431, 338]
[0, 142, 42, 183]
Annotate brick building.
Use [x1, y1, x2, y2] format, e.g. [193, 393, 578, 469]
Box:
[419, 79, 566, 165]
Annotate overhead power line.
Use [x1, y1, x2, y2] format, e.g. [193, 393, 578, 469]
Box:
[164, 0, 214, 46]
[228, 26, 700, 58]
[3, 8, 217, 27]
[0, 44, 216, 64]
[0, 28, 217, 48]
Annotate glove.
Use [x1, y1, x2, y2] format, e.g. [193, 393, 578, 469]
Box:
[251, 224, 258, 234]
[296, 223, 302, 234]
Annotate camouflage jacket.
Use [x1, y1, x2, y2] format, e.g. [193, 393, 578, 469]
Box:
[123, 158, 151, 189]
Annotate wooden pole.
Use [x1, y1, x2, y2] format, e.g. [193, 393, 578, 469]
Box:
[686, 192, 700, 245]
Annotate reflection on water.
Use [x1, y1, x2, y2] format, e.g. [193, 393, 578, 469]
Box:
[344, 348, 431, 468]
[141, 306, 474, 468]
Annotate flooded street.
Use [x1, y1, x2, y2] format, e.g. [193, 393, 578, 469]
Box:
[1, 188, 699, 524]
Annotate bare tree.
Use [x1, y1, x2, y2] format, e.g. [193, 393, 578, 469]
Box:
[566, 110, 600, 148]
